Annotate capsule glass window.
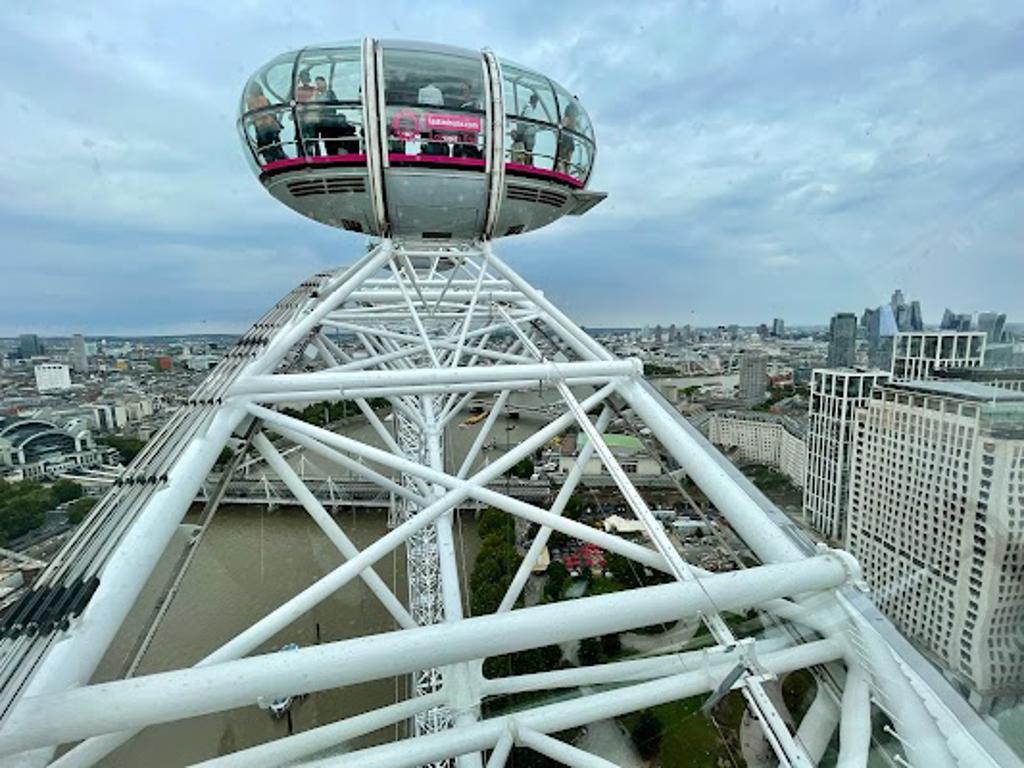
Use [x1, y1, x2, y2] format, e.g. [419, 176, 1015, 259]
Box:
[242, 108, 300, 168]
[294, 47, 364, 158]
[500, 62, 558, 125]
[382, 48, 487, 162]
[296, 46, 362, 103]
[242, 52, 295, 114]
[506, 121, 558, 171]
[550, 81, 593, 142]
[382, 49, 486, 111]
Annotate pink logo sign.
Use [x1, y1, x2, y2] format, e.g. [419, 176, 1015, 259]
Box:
[424, 113, 482, 133]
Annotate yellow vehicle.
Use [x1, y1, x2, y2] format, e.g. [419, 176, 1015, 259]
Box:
[462, 410, 490, 427]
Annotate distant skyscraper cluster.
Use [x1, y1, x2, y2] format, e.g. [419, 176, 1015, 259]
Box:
[860, 288, 924, 370]
[804, 287, 1022, 712]
[941, 308, 1007, 344]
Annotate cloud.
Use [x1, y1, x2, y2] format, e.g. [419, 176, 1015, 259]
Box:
[1, 0, 1023, 333]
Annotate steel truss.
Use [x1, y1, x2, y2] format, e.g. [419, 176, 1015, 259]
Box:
[0, 240, 1006, 768]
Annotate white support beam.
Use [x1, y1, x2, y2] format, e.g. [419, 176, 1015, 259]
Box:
[485, 729, 514, 768]
[795, 680, 841, 765]
[176, 692, 448, 768]
[294, 639, 843, 768]
[516, 727, 620, 768]
[497, 405, 613, 613]
[837, 665, 871, 768]
[228, 360, 639, 398]
[480, 635, 792, 697]
[251, 433, 416, 630]
[0, 565, 849, 754]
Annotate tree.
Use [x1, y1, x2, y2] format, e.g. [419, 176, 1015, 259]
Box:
[563, 494, 584, 520]
[600, 632, 622, 659]
[98, 435, 146, 463]
[0, 481, 51, 544]
[215, 447, 235, 468]
[544, 560, 568, 601]
[630, 709, 664, 760]
[478, 508, 514, 539]
[50, 480, 83, 504]
[509, 457, 534, 480]
[67, 497, 97, 525]
[605, 552, 642, 589]
[577, 636, 603, 666]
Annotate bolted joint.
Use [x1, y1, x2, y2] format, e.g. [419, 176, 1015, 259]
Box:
[817, 543, 865, 588]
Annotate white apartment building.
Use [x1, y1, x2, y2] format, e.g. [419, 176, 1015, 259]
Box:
[803, 368, 890, 541]
[847, 380, 1024, 711]
[704, 411, 806, 488]
[34, 363, 71, 393]
[891, 331, 986, 381]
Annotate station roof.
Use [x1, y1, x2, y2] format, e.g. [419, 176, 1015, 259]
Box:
[0, 418, 61, 447]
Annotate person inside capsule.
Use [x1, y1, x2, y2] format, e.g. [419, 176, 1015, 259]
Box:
[245, 84, 286, 163]
[556, 102, 579, 175]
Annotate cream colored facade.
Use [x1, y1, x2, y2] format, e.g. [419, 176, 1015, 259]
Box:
[704, 411, 806, 488]
[803, 368, 890, 541]
[847, 381, 1024, 711]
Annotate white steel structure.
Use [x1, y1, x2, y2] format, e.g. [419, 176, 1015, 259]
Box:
[0, 36, 1018, 768]
[0, 240, 1015, 768]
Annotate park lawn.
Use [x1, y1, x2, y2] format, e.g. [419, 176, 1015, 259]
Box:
[584, 576, 626, 596]
[781, 668, 817, 724]
[620, 689, 746, 768]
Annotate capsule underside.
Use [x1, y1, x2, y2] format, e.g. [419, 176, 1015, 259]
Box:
[238, 39, 605, 241]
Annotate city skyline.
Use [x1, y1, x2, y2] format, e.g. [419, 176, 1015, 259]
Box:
[2, 1, 1024, 335]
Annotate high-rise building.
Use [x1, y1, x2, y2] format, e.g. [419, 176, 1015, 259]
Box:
[738, 352, 768, 404]
[888, 289, 924, 332]
[976, 312, 1007, 344]
[18, 334, 42, 359]
[941, 308, 972, 332]
[908, 300, 924, 332]
[847, 380, 1024, 711]
[826, 312, 857, 368]
[863, 307, 881, 348]
[70, 334, 89, 373]
[803, 368, 890, 541]
[34, 363, 71, 393]
[772, 318, 785, 337]
[890, 331, 986, 381]
[867, 304, 899, 370]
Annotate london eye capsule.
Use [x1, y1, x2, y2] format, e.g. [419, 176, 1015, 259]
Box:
[238, 39, 606, 241]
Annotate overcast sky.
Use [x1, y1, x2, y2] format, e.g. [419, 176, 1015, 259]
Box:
[1, 1, 1022, 335]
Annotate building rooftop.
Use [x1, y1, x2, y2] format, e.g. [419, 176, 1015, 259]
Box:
[889, 379, 1024, 403]
[578, 432, 645, 454]
[813, 367, 890, 377]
